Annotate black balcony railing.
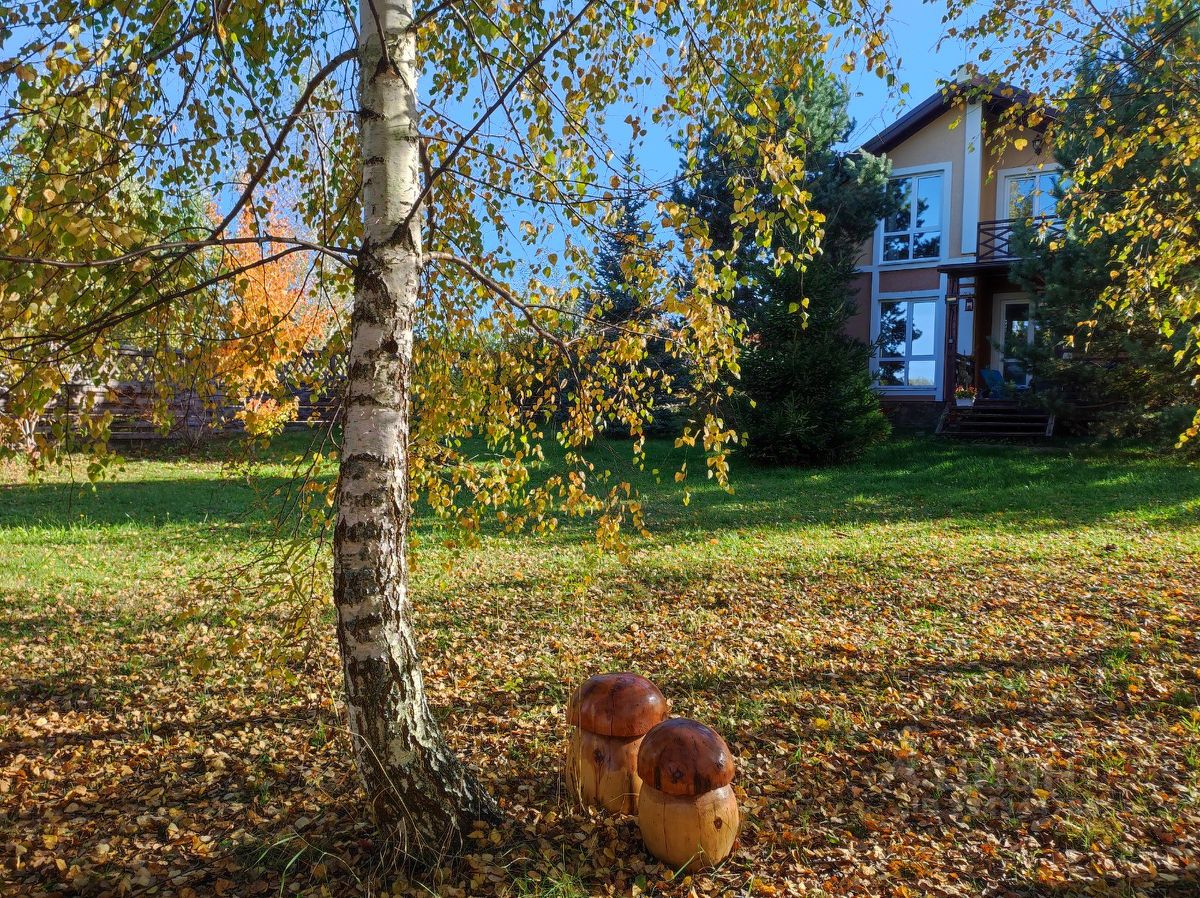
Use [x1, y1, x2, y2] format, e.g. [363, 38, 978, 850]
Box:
[977, 217, 1064, 262]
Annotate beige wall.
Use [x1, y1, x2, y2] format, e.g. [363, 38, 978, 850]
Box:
[980, 116, 1056, 222]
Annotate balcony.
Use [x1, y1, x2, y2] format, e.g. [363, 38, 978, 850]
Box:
[976, 217, 1064, 262]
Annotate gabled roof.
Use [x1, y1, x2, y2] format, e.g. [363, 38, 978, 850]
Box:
[861, 77, 1040, 155]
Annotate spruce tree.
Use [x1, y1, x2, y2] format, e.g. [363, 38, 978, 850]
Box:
[583, 178, 687, 434]
[676, 72, 895, 465]
[587, 189, 657, 328]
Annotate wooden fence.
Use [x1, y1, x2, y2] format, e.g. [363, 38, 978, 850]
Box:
[3, 348, 345, 444]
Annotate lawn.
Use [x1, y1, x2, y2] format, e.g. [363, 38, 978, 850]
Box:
[2, 435, 1199, 897]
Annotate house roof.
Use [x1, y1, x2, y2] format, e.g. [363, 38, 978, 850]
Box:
[861, 77, 1041, 155]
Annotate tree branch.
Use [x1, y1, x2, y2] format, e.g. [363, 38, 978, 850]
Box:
[364, 0, 400, 74]
[412, 0, 461, 29]
[2, 247, 315, 355]
[399, 0, 599, 236]
[0, 236, 357, 270]
[424, 251, 583, 381]
[212, 48, 358, 238]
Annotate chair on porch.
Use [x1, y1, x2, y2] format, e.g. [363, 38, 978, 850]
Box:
[980, 368, 1006, 399]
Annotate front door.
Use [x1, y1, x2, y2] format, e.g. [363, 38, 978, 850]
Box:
[991, 294, 1035, 387]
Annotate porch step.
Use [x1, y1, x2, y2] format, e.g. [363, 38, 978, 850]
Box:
[937, 401, 1055, 439]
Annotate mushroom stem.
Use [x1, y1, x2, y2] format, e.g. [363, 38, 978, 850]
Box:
[565, 729, 645, 814]
[637, 784, 739, 871]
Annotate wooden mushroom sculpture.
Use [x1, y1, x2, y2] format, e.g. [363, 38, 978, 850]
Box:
[636, 718, 738, 871]
[566, 673, 668, 814]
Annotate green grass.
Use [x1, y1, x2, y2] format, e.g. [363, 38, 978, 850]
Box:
[0, 437, 327, 595]
[3, 434, 1197, 598]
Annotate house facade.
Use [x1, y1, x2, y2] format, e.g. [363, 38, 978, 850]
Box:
[846, 77, 1060, 421]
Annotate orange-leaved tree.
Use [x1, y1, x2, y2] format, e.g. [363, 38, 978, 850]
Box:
[209, 206, 334, 437]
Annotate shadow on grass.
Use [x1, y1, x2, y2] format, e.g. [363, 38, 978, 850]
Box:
[0, 701, 321, 756]
[0, 474, 300, 532]
[1000, 877, 1200, 897]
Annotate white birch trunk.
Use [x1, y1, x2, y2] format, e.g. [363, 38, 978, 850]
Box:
[335, 0, 498, 853]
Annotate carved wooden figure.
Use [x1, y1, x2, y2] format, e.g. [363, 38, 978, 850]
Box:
[565, 673, 668, 814]
[636, 718, 739, 871]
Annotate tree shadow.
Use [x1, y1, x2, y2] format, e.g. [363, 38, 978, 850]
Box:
[0, 703, 364, 898]
[0, 474, 300, 532]
[999, 875, 1200, 896]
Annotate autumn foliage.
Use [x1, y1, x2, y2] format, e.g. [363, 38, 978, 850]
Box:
[207, 207, 331, 437]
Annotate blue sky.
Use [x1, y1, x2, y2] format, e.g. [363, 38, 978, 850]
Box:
[842, 4, 970, 148]
[591, 3, 979, 199]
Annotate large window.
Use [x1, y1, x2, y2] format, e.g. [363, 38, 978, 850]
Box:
[877, 298, 937, 388]
[1005, 171, 1060, 219]
[882, 172, 943, 262]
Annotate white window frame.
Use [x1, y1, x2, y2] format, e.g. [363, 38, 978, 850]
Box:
[876, 163, 952, 266]
[996, 165, 1062, 221]
[873, 292, 942, 392]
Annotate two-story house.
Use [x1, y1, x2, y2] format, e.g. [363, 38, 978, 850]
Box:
[846, 75, 1060, 429]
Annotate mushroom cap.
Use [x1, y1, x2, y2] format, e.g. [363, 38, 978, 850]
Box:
[566, 673, 668, 737]
[637, 718, 734, 796]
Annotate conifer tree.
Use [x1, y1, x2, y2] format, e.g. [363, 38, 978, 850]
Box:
[1011, 10, 1200, 443]
[676, 72, 895, 465]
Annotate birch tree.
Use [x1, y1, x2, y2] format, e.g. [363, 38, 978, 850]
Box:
[335, 0, 499, 848]
[943, 0, 1200, 441]
[0, 0, 898, 854]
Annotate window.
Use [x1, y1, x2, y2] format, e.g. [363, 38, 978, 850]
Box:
[882, 173, 943, 262]
[877, 299, 937, 388]
[1005, 171, 1059, 219]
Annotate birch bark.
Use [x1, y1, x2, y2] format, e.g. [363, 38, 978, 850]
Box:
[334, 0, 498, 853]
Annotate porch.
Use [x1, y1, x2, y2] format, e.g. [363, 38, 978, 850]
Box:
[933, 218, 1060, 438]
[939, 217, 1062, 397]
[935, 398, 1054, 438]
